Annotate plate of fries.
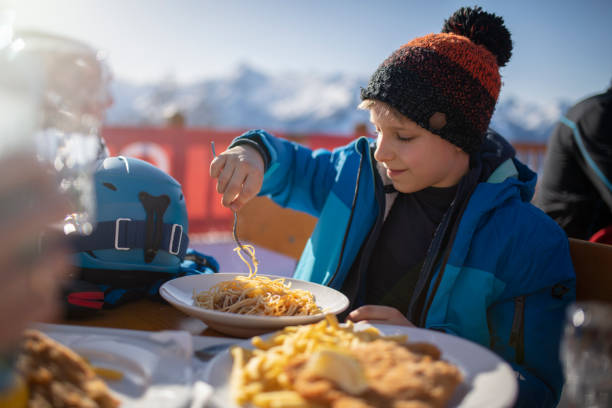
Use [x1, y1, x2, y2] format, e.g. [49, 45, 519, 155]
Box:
[202, 316, 518, 408]
[159, 273, 350, 337]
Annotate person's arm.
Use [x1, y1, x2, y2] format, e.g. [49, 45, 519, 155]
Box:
[537, 121, 578, 210]
[562, 113, 612, 212]
[227, 129, 357, 217]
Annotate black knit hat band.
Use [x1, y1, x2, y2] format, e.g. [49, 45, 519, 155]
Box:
[361, 44, 497, 153]
[361, 30, 506, 154]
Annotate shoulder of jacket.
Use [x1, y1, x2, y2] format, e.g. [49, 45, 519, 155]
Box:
[483, 199, 567, 247]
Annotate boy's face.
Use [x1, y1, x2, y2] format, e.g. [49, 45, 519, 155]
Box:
[371, 109, 469, 193]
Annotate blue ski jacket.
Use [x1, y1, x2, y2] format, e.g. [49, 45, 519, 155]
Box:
[233, 129, 576, 407]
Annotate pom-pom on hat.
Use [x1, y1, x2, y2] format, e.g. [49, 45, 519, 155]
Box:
[361, 6, 512, 153]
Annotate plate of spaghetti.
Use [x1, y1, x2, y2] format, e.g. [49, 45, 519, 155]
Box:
[159, 245, 349, 337]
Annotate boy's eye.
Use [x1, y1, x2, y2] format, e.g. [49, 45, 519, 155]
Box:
[397, 134, 414, 142]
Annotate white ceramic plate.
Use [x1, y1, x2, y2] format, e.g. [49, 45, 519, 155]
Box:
[203, 323, 518, 408]
[35, 324, 193, 408]
[159, 273, 350, 338]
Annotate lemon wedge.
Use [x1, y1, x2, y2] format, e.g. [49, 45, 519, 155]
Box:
[301, 348, 368, 395]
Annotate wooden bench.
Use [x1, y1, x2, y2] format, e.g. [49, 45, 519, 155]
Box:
[236, 197, 315, 260]
[569, 238, 612, 303]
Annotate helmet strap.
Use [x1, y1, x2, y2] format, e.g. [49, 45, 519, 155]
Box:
[138, 192, 170, 263]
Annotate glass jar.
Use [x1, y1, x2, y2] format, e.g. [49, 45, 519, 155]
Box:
[561, 301, 612, 408]
[0, 9, 112, 401]
[1, 27, 112, 231]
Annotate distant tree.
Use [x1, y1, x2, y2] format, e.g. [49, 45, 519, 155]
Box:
[143, 73, 179, 125]
[354, 122, 371, 138]
[165, 109, 185, 128]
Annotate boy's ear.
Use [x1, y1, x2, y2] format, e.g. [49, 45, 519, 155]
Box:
[428, 112, 447, 131]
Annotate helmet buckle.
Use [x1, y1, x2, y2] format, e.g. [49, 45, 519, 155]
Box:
[169, 224, 183, 255]
[114, 218, 132, 251]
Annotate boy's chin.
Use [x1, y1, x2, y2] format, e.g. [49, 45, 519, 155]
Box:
[391, 182, 420, 194]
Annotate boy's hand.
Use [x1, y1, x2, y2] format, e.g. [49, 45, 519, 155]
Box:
[209, 145, 264, 211]
[347, 305, 415, 327]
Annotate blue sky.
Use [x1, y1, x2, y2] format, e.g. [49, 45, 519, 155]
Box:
[3, 0, 612, 105]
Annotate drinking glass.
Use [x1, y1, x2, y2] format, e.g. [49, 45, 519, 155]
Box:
[561, 301, 612, 408]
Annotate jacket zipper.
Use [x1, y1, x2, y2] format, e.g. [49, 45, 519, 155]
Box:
[509, 295, 526, 364]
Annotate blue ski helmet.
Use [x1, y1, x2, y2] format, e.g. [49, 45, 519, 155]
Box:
[70, 156, 189, 273]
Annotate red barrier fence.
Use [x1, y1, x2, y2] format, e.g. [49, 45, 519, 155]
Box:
[102, 126, 547, 238]
[513, 142, 548, 174]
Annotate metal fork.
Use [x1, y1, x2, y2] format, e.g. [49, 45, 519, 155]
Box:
[194, 342, 234, 362]
[211, 141, 258, 266]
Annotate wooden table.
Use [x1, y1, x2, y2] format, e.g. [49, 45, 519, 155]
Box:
[55, 299, 228, 337]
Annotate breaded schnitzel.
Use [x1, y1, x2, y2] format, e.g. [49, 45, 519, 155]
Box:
[17, 330, 119, 408]
[286, 339, 462, 408]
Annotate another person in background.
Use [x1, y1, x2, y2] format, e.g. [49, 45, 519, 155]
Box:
[537, 82, 612, 243]
[210, 6, 575, 407]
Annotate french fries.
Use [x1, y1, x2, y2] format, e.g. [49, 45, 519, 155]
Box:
[230, 314, 407, 407]
[91, 366, 124, 381]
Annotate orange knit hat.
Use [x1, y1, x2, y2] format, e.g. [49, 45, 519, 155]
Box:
[361, 7, 512, 153]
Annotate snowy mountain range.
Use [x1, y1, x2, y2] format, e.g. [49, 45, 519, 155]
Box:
[105, 64, 572, 143]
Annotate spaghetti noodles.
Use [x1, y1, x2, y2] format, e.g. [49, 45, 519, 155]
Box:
[193, 245, 321, 316]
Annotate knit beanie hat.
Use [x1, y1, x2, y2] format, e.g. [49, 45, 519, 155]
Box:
[360, 7, 513, 153]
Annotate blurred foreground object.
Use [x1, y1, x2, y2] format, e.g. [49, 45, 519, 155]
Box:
[0, 12, 111, 399]
[562, 238, 612, 406]
[0, 153, 71, 348]
[16, 330, 119, 408]
[561, 301, 612, 408]
[1, 28, 112, 232]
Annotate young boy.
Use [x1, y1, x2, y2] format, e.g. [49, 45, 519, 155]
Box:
[210, 7, 575, 407]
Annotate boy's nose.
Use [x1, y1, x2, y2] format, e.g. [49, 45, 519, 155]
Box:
[374, 136, 394, 162]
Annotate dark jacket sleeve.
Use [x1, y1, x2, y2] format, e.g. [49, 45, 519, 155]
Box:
[537, 93, 612, 238]
[567, 118, 612, 210]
